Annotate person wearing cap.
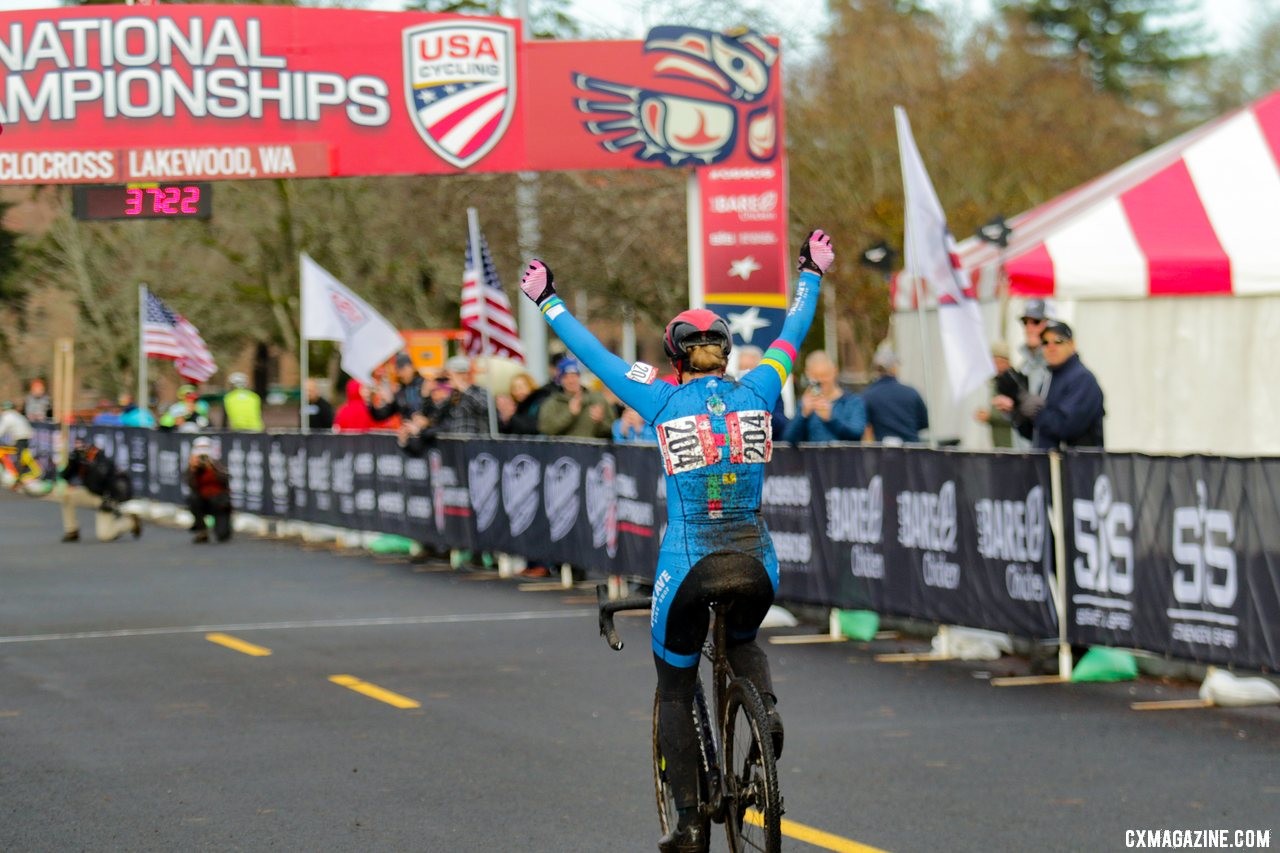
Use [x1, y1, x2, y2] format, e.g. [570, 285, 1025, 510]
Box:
[433, 354, 490, 435]
[994, 298, 1052, 448]
[222, 371, 264, 432]
[537, 357, 613, 439]
[1012, 320, 1105, 449]
[159, 385, 210, 432]
[975, 342, 1025, 448]
[368, 353, 425, 424]
[186, 435, 232, 543]
[860, 345, 929, 444]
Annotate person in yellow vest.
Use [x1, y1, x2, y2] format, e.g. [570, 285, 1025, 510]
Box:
[222, 372, 264, 432]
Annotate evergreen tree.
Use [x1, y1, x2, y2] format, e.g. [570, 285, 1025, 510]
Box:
[1001, 0, 1208, 100]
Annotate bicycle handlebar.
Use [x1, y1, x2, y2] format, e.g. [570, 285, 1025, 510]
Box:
[596, 584, 653, 651]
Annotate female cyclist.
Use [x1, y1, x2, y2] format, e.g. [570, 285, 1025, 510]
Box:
[519, 229, 834, 853]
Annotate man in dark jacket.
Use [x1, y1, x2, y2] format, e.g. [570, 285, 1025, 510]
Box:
[187, 436, 232, 543]
[59, 440, 142, 542]
[1014, 321, 1105, 449]
[368, 353, 424, 422]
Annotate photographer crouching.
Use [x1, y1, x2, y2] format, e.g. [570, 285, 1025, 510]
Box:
[59, 439, 141, 543]
[187, 436, 232, 544]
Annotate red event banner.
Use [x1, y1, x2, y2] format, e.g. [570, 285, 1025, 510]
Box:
[0, 6, 783, 184]
[700, 163, 791, 348]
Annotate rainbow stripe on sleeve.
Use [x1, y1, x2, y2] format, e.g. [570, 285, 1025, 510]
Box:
[761, 339, 796, 383]
[539, 294, 566, 320]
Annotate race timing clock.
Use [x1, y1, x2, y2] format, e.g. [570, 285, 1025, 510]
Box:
[72, 183, 213, 221]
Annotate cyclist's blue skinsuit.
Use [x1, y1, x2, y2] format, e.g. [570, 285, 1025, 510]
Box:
[536, 267, 821, 820]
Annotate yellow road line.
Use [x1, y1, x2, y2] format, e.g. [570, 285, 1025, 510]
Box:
[328, 674, 421, 709]
[746, 810, 889, 853]
[205, 632, 272, 657]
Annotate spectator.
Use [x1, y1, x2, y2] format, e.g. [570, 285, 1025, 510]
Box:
[734, 345, 788, 439]
[159, 385, 210, 433]
[1013, 320, 1105, 449]
[91, 398, 123, 426]
[0, 400, 36, 488]
[222, 371, 264, 432]
[994, 298, 1051, 448]
[782, 351, 865, 443]
[333, 379, 377, 433]
[537, 357, 612, 439]
[369, 353, 424, 423]
[397, 373, 454, 456]
[860, 346, 929, 444]
[187, 436, 232, 543]
[498, 371, 551, 436]
[975, 342, 1023, 448]
[23, 378, 52, 423]
[436, 355, 489, 435]
[612, 405, 657, 443]
[302, 378, 335, 431]
[58, 439, 141, 543]
[118, 395, 157, 428]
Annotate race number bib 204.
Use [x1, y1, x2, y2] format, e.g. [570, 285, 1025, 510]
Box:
[725, 410, 772, 464]
[656, 414, 718, 474]
[656, 410, 772, 474]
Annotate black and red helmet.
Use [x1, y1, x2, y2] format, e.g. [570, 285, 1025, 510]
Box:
[663, 308, 733, 362]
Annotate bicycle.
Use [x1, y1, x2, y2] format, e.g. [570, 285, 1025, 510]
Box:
[0, 442, 44, 491]
[597, 582, 783, 853]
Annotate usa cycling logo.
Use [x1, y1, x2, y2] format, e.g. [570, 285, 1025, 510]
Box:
[403, 22, 516, 169]
[574, 27, 779, 166]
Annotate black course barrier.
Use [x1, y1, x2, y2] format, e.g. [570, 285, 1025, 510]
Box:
[31, 426, 1278, 670]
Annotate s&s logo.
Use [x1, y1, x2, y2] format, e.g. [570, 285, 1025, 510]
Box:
[1071, 474, 1134, 631]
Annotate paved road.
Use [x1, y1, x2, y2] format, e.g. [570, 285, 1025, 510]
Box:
[2, 491, 1277, 852]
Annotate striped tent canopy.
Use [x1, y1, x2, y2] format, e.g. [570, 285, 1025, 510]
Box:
[954, 90, 1280, 301]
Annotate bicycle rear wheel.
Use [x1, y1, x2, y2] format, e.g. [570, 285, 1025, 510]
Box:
[722, 677, 781, 852]
[652, 680, 715, 835]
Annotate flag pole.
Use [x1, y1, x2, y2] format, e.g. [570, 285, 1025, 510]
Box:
[466, 207, 499, 437]
[137, 284, 148, 417]
[299, 253, 310, 435]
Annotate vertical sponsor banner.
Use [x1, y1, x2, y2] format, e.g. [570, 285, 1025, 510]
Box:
[762, 447, 828, 604]
[806, 446, 889, 612]
[350, 434, 380, 532]
[699, 163, 791, 350]
[960, 452, 1057, 638]
[1065, 452, 1280, 670]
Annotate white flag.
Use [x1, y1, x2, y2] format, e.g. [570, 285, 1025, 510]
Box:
[895, 106, 994, 401]
[300, 252, 404, 385]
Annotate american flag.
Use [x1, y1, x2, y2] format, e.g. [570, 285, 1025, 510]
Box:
[461, 231, 525, 363]
[142, 287, 218, 383]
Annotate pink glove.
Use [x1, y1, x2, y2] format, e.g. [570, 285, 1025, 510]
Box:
[798, 229, 835, 275]
[519, 259, 556, 306]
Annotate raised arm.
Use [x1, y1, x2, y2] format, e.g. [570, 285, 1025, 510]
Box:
[743, 229, 834, 402]
[519, 261, 672, 423]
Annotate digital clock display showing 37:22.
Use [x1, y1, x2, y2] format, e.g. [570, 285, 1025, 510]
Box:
[72, 183, 213, 221]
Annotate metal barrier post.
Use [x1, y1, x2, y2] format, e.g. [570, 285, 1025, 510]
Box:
[1049, 451, 1073, 681]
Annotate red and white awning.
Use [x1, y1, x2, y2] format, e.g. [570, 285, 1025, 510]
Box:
[962, 91, 1280, 301]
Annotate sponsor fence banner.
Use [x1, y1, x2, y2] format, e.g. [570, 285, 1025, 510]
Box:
[32, 427, 1279, 669]
[1064, 451, 1280, 671]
